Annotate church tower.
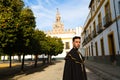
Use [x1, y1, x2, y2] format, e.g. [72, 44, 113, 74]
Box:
[53, 8, 64, 34]
[45, 8, 81, 59]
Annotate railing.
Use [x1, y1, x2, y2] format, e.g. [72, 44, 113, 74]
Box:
[88, 34, 92, 41]
[82, 38, 87, 47]
[97, 22, 104, 34]
[103, 12, 112, 28]
[92, 30, 97, 38]
[82, 34, 92, 46]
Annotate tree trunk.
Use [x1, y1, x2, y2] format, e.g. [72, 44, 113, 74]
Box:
[42, 54, 45, 64]
[47, 55, 51, 63]
[21, 54, 25, 71]
[13, 55, 14, 62]
[0, 54, 1, 60]
[34, 54, 38, 67]
[50, 55, 52, 63]
[18, 54, 21, 62]
[3, 55, 5, 62]
[47, 55, 49, 63]
[9, 54, 12, 68]
[31, 54, 33, 60]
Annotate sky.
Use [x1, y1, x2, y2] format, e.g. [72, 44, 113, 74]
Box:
[23, 0, 90, 31]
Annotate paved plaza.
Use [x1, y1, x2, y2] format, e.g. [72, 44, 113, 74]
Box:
[12, 60, 104, 80]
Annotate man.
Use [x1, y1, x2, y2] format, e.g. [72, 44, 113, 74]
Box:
[63, 36, 87, 80]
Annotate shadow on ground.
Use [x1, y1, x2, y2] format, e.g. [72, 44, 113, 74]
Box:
[0, 60, 62, 80]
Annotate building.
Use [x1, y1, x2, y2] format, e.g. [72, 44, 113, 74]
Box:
[46, 9, 82, 58]
[81, 0, 120, 65]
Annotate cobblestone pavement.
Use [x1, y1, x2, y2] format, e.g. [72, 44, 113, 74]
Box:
[13, 60, 104, 80]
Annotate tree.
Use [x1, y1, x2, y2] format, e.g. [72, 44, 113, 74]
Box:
[0, 48, 3, 60]
[40, 37, 51, 64]
[19, 7, 36, 70]
[45, 36, 64, 63]
[0, 0, 24, 67]
[53, 38, 64, 56]
[31, 30, 46, 67]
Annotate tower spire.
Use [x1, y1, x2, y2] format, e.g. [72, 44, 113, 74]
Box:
[57, 8, 59, 15]
[52, 8, 64, 34]
[56, 8, 61, 22]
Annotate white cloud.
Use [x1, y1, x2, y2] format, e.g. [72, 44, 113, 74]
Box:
[24, 0, 90, 30]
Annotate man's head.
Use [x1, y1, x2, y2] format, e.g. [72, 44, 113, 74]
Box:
[72, 36, 81, 49]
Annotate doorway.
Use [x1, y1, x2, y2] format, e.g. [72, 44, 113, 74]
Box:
[108, 32, 116, 63]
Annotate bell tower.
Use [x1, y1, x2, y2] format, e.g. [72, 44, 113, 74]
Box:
[56, 8, 61, 22]
[53, 8, 64, 34]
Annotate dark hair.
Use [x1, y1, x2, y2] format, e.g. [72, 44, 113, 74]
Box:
[72, 36, 81, 42]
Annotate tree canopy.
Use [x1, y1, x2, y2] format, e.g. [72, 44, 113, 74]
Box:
[0, 0, 64, 68]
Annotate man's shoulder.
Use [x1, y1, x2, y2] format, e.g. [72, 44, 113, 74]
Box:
[69, 48, 74, 53]
[68, 48, 78, 57]
[64, 48, 75, 60]
[69, 48, 77, 53]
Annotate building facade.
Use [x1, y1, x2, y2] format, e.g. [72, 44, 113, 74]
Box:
[46, 9, 82, 58]
[82, 0, 120, 65]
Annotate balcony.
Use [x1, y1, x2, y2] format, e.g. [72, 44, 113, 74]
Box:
[97, 22, 104, 34]
[82, 38, 87, 46]
[103, 13, 112, 28]
[82, 34, 92, 46]
[92, 30, 97, 38]
[88, 34, 92, 42]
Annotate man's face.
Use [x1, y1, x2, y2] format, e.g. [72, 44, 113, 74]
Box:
[73, 39, 80, 49]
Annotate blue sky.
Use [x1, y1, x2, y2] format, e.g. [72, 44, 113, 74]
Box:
[23, 0, 90, 31]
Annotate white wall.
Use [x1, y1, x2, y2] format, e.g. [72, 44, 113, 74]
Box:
[83, 0, 120, 56]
